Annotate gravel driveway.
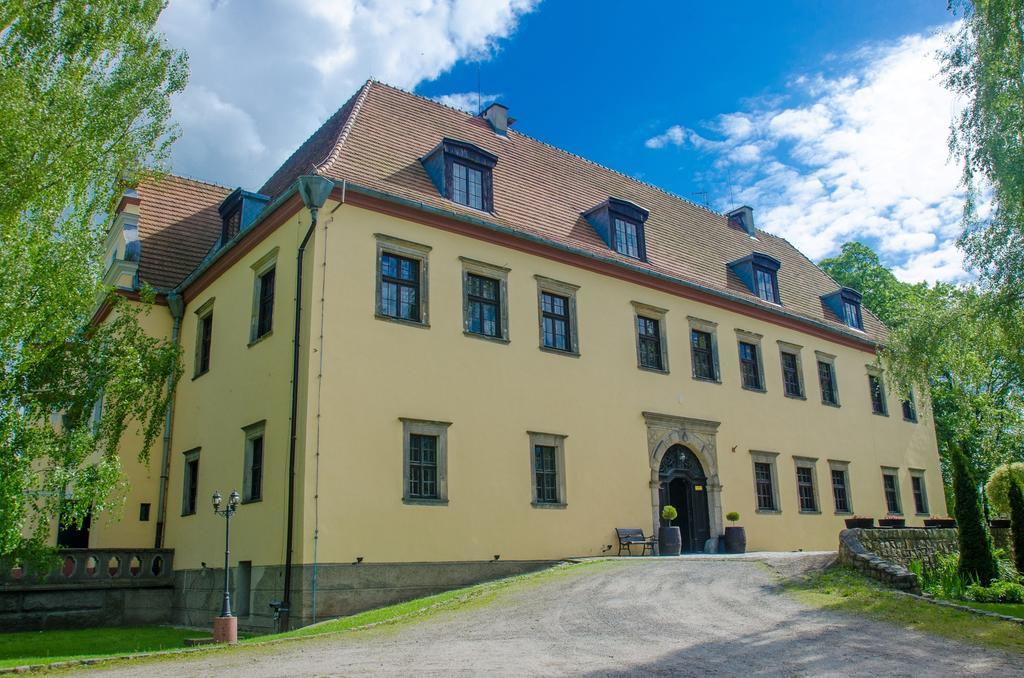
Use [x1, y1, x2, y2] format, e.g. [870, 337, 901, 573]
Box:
[84, 554, 1021, 677]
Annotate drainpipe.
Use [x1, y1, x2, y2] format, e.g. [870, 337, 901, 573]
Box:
[155, 293, 185, 547]
[280, 175, 335, 631]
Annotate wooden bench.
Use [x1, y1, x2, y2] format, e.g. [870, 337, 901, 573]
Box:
[615, 528, 657, 556]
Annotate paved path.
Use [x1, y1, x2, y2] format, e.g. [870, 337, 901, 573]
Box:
[85, 555, 1022, 677]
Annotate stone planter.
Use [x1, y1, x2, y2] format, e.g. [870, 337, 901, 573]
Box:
[878, 518, 906, 528]
[724, 526, 746, 554]
[658, 526, 681, 556]
[924, 518, 956, 528]
[989, 518, 1011, 529]
[845, 517, 874, 529]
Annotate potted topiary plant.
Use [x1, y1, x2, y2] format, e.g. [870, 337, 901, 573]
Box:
[659, 505, 681, 556]
[724, 511, 746, 554]
[844, 516, 874, 529]
[878, 514, 906, 528]
[924, 515, 957, 528]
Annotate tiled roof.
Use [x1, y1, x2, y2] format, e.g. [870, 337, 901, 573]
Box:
[136, 174, 231, 289]
[259, 80, 885, 342]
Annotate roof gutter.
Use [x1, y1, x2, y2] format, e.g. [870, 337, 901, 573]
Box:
[333, 180, 881, 351]
[279, 175, 335, 631]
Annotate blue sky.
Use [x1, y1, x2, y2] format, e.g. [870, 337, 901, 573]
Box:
[159, 1, 965, 282]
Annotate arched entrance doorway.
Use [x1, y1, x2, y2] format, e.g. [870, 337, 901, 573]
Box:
[659, 445, 711, 553]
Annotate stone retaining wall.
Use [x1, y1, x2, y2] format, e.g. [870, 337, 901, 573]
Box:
[838, 529, 922, 592]
[855, 528, 958, 569]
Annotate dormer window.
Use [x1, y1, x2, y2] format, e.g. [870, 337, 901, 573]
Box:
[821, 288, 864, 330]
[218, 188, 270, 247]
[613, 217, 641, 258]
[582, 197, 649, 261]
[728, 253, 781, 304]
[421, 138, 497, 213]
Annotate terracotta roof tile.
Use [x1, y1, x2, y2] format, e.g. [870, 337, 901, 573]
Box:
[289, 81, 885, 342]
[135, 175, 231, 289]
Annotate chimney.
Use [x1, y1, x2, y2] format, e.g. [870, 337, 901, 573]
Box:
[726, 206, 756, 238]
[480, 102, 512, 135]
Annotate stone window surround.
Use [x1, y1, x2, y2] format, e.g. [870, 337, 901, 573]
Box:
[241, 420, 266, 504]
[687, 316, 721, 383]
[528, 431, 568, 509]
[459, 256, 510, 343]
[909, 468, 930, 516]
[180, 447, 201, 517]
[400, 418, 451, 505]
[248, 248, 278, 345]
[881, 466, 903, 516]
[828, 459, 854, 515]
[866, 363, 889, 417]
[735, 328, 766, 393]
[815, 350, 841, 407]
[902, 389, 919, 423]
[375, 234, 432, 328]
[777, 340, 806, 400]
[750, 450, 781, 515]
[631, 301, 670, 374]
[192, 297, 215, 379]
[534, 275, 580, 357]
[793, 455, 821, 514]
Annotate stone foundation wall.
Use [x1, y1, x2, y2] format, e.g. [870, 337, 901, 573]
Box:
[855, 528, 958, 569]
[172, 559, 555, 633]
[838, 529, 921, 592]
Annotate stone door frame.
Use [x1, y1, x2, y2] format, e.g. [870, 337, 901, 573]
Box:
[643, 411, 723, 551]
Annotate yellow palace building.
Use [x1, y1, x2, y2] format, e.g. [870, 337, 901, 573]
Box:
[87, 81, 944, 629]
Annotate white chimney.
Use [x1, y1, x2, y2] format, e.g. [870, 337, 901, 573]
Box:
[480, 102, 511, 135]
[726, 206, 756, 238]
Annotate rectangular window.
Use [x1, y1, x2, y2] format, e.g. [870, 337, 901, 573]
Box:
[380, 253, 421, 322]
[911, 474, 929, 514]
[452, 161, 484, 210]
[831, 469, 850, 513]
[902, 392, 917, 422]
[196, 311, 213, 376]
[534, 445, 559, 504]
[843, 300, 863, 329]
[754, 267, 778, 303]
[139, 503, 151, 522]
[244, 433, 264, 503]
[529, 431, 567, 507]
[613, 217, 640, 259]
[754, 462, 776, 511]
[255, 267, 275, 339]
[401, 418, 450, 504]
[541, 292, 571, 351]
[408, 434, 438, 499]
[869, 374, 888, 415]
[637, 316, 663, 371]
[738, 341, 763, 390]
[818, 359, 838, 406]
[781, 352, 802, 397]
[883, 471, 902, 514]
[181, 450, 200, 516]
[796, 466, 817, 512]
[466, 273, 501, 338]
[691, 330, 716, 381]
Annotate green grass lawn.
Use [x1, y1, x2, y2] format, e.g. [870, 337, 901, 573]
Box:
[960, 601, 1024, 619]
[786, 566, 1024, 654]
[0, 626, 198, 670]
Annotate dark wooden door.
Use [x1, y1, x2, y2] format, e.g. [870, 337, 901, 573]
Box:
[669, 478, 711, 552]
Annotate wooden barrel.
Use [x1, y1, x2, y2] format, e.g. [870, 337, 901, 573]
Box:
[724, 526, 746, 554]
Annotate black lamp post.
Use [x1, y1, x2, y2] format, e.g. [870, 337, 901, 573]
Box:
[212, 490, 241, 618]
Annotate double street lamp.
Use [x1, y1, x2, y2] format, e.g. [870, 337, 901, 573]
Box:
[212, 490, 241, 619]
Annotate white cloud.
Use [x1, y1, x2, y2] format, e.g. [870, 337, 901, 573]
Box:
[158, 0, 537, 188]
[646, 26, 969, 284]
[431, 91, 502, 113]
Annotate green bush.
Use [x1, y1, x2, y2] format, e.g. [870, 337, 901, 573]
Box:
[725, 511, 740, 523]
[952, 445, 999, 586]
[1009, 478, 1024, 575]
[912, 552, 969, 600]
[660, 505, 678, 524]
[985, 462, 1024, 517]
[964, 580, 1024, 604]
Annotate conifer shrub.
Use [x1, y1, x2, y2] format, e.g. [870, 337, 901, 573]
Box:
[951, 445, 999, 586]
[1008, 478, 1024, 575]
